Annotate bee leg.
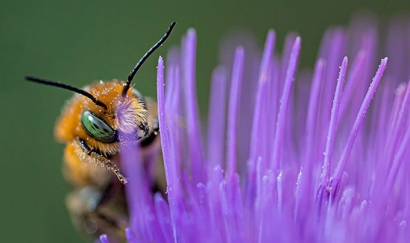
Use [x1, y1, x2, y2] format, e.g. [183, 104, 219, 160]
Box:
[95, 180, 115, 206]
[101, 161, 128, 185]
[85, 210, 127, 239]
[77, 137, 128, 185]
[67, 185, 128, 242]
[77, 137, 93, 156]
[79, 208, 127, 242]
[91, 182, 128, 240]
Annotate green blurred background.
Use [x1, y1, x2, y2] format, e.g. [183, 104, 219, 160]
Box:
[1, 1, 409, 242]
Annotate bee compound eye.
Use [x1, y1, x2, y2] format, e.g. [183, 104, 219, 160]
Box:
[81, 110, 117, 143]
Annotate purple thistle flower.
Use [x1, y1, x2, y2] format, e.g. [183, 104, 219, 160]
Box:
[106, 13, 410, 243]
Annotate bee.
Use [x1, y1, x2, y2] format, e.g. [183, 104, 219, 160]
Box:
[26, 22, 176, 242]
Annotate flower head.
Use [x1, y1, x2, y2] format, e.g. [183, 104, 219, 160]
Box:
[104, 13, 410, 243]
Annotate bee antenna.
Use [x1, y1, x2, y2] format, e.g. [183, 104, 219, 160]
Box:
[26, 76, 108, 109]
[122, 21, 177, 98]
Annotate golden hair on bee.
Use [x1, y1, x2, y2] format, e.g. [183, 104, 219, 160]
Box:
[26, 22, 176, 242]
[26, 22, 175, 185]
